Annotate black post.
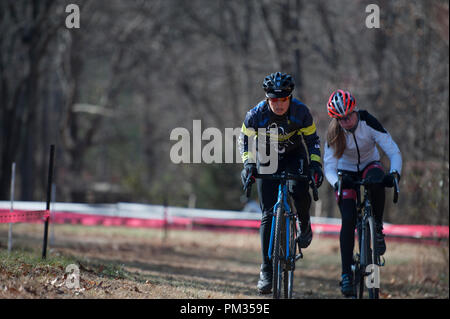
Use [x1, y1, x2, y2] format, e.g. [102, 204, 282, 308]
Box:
[163, 194, 168, 241]
[42, 145, 55, 259]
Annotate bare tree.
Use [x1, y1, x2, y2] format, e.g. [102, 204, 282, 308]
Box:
[0, 0, 63, 199]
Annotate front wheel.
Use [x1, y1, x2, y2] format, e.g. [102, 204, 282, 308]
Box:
[272, 205, 285, 299]
[367, 217, 380, 299]
[284, 269, 294, 299]
[283, 217, 297, 298]
[352, 253, 364, 299]
[356, 221, 366, 299]
[358, 217, 380, 299]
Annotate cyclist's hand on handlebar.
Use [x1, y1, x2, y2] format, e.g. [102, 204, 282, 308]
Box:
[309, 161, 323, 188]
[383, 172, 400, 188]
[241, 162, 257, 188]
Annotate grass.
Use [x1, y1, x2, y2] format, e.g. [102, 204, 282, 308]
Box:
[1, 223, 448, 298]
[0, 244, 140, 284]
[0, 248, 76, 275]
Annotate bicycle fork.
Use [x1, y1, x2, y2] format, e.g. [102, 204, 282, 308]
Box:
[268, 185, 301, 264]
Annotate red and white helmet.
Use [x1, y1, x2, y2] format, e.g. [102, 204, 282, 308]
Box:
[327, 90, 356, 119]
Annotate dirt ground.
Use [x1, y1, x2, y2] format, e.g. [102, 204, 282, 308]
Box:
[0, 223, 448, 299]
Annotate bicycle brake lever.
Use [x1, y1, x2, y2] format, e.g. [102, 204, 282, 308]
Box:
[243, 174, 251, 190]
[243, 174, 254, 198]
[392, 171, 399, 204]
[309, 174, 319, 201]
[337, 172, 343, 199]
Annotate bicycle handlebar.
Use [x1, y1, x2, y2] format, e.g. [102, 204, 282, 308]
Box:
[253, 172, 310, 181]
[243, 172, 319, 201]
[336, 171, 400, 204]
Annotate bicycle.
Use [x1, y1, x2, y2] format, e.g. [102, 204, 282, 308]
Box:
[244, 170, 319, 299]
[337, 169, 399, 299]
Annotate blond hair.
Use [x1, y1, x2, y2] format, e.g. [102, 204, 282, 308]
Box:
[326, 118, 346, 159]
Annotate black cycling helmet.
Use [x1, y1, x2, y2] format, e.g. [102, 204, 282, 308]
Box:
[262, 72, 295, 98]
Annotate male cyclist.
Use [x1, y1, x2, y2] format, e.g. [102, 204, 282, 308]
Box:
[239, 72, 323, 294]
[323, 90, 402, 297]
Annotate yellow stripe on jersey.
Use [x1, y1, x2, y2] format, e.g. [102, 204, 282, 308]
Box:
[298, 123, 316, 136]
[241, 151, 255, 163]
[241, 123, 257, 137]
[310, 154, 321, 163]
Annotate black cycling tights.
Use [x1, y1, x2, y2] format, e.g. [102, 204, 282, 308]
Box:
[339, 183, 385, 275]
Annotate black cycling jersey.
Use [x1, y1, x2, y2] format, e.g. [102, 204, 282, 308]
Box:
[239, 97, 321, 166]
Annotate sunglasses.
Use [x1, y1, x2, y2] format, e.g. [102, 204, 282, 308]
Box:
[268, 96, 290, 102]
[338, 113, 355, 122]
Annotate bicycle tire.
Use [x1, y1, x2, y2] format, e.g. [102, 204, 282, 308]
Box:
[272, 204, 284, 299]
[357, 264, 364, 298]
[283, 269, 289, 298]
[367, 217, 380, 299]
[356, 222, 366, 299]
[284, 217, 297, 298]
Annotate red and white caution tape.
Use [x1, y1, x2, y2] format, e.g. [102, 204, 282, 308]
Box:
[0, 202, 448, 244]
[0, 210, 49, 224]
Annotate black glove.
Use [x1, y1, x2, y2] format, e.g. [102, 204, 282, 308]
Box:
[309, 161, 323, 188]
[383, 172, 400, 188]
[241, 163, 257, 188]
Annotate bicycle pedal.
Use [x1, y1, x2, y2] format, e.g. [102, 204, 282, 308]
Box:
[295, 253, 303, 261]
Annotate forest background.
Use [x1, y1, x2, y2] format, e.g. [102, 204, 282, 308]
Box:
[0, 0, 448, 225]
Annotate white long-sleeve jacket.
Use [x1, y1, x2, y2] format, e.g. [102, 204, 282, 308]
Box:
[324, 110, 402, 187]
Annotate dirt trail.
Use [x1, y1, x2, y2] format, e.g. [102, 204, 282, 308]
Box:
[0, 224, 448, 299]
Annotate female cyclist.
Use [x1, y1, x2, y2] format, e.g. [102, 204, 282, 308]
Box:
[323, 90, 402, 297]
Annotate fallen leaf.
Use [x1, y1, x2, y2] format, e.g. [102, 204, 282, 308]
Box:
[79, 263, 94, 273]
[8, 287, 19, 294]
[379, 291, 390, 299]
[24, 286, 37, 295]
